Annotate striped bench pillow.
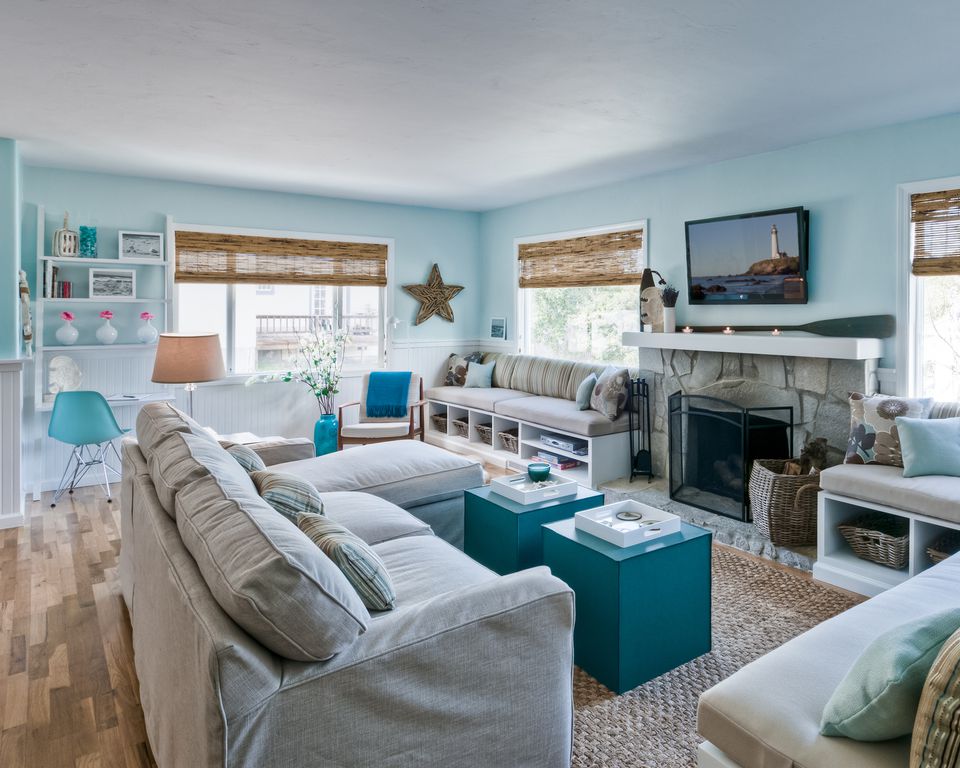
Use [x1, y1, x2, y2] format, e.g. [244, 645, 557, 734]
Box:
[250, 471, 324, 521]
[298, 512, 396, 612]
[912, 627, 960, 767]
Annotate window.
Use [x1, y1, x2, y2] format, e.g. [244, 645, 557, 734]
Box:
[174, 228, 388, 374]
[517, 223, 646, 366]
[909, 186, 960, 400]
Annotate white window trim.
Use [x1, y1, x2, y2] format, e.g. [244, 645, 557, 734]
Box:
[513, 219, 648, 355]
[896, 176, 960, 397]
[167, 220, 394, 376]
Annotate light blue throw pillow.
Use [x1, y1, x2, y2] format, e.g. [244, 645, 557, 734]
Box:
[895, 416, 960, 478]
[820, 608, 960, 741]
[576, 373, 597, 410]
[464, 360, 495, 388]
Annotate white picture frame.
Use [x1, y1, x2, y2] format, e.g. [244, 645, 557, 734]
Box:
[118, 231, 164, 261]
[90, 268, 136, 298]
[490, 316, 506, 340]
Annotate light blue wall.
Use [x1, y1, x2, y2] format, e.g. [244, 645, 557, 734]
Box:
[479, 112, 960, 367]
[21, 167, 483, 342]
[0, 139, 21, 359]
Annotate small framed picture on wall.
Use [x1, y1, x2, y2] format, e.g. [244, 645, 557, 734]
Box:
[90, 268, 136, 298]
[119, 231, 164, 261]
[490, 317, 506, 340]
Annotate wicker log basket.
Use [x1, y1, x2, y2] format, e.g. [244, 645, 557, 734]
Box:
[430, 414, 448, 433]
[474, 423, 493, 445]
[498, 428, 519, 454]
[927, 531, 960, 565]
[838, 513, 910, 570]
[749, 459, 821, 547]
[451, 418, 469, 438]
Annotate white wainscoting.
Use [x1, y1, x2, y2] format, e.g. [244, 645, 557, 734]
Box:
[23, 337, 516, 498]
[0, 360, 25, 528]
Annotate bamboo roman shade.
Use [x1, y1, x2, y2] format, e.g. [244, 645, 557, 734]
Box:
[175, 231, 388, 286]
[518, 228, 645, 288]
[911, 188, 960, 276]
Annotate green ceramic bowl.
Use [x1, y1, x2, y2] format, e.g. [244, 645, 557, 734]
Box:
[527, 462, 552, 482]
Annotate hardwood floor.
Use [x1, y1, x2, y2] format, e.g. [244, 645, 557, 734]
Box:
[0, 486, 155, 767]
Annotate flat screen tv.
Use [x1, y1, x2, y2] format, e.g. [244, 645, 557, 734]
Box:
[685, 207, 809, 304]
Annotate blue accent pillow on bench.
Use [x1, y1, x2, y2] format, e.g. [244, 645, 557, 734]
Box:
[895, 416, 960, 478]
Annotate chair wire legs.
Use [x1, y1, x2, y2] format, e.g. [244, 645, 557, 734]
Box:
[50, 442, 121, 508]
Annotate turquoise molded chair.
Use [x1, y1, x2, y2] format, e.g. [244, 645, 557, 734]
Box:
[48, 391, 129, 507]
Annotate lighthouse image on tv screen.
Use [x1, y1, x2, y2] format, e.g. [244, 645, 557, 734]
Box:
[685, 207, 807, 304]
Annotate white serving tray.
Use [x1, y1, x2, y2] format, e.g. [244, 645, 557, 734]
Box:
[575, 500, 681, 547]
[490, 472, 579, 505]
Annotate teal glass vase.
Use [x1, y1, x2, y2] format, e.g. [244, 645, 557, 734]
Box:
[314, 414, 338, 456]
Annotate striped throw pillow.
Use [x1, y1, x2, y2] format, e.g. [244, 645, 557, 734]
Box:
[912, 627, 960, 767]
[225, 443, 267, 473]
[297, 512, 396, 611]
[250, 471, 324, 521]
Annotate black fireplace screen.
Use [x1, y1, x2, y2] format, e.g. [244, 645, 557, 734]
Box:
[668, 392, 793, 521]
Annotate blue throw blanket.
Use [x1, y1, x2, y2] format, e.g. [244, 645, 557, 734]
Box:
[365, 371, 411, 419]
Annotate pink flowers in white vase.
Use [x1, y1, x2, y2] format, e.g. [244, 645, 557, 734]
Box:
[96, 309, 118, 345]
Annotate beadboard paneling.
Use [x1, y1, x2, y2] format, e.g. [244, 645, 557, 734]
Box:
[0, 361, 25, 526]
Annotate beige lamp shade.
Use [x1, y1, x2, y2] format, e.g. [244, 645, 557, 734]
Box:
[151, 333, 226, 384]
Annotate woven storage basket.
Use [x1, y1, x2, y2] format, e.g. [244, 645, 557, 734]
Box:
[927, 531, 960, 565]
[430, 414, 448, 433]
[498, 428, 519, 453]
[749, 459, 821, 547]
[474, 423, 493, 445]
[838, 514, 909, 570]
[451, 418, 469, 438]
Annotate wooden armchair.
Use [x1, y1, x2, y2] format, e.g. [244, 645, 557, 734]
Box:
[337, 373, 426, 450]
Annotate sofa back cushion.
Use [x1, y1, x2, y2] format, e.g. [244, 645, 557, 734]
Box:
[136, 401, 214, 458]
[149, 431, 245, 517]
[484, 353, 607, 401]
[931, 401, 960, 420]
[176, 471, 369, 661]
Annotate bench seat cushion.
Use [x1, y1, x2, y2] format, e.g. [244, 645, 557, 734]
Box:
[495, 395, 630, 437]
[820, 464, 960, 524]
[425, 385, 532, 412]
[698, 554, 960, 768]
[273, 440, 483, 509]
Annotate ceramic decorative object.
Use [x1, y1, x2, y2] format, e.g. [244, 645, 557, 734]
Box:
[96, 310, 118, 345]
[19, 270, 33, 356]
[55, 311, 79, 346]
[527, 462, 552, 482]
[47, 356, 82, 394]
[79, 226, 97, 258]
[663, 306, 677, 333]
[313, 414, 338, 456]
[53, 213, 79, 257]
[137, 311, 158, 344]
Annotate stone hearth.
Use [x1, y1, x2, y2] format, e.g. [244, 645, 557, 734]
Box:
[636, 348, 878, 477]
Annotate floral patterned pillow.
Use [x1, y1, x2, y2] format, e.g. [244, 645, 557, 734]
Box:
[444, 352, 484, 387]
[845, 393, 934, 467]
[590, 366, 630, 420]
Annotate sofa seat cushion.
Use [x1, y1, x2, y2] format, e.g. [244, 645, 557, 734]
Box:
[495, 395, 630, 437]
[425, 385, 532, 412]
[176, 470, 370, 662]
[340, 422, 411, 439]
[273, 440, 483, 509]
[698, 554, 960, 768]
[321, 492, 432, 545]
[373, 535, 496, 606]
[820, 464, 960, 524]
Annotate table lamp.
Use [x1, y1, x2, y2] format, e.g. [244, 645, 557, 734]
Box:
[151, 333, 226, 417]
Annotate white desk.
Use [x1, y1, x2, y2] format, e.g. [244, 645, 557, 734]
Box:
[36, 392, 174, 412]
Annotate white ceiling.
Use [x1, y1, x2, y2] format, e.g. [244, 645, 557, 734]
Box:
[3, 1, 960, 211]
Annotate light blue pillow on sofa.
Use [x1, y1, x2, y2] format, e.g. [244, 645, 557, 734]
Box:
[895, 416, 960, 478]
[464, 360, 495, 388]
[576, 373, 597, 411]
[820, 607, 960, 741]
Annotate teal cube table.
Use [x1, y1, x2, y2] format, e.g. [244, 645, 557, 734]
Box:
[464, 485, 604, 575]
[541, 518, 712, 694]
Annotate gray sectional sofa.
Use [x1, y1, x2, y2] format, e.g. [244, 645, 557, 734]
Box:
[120, 402, 575, 768]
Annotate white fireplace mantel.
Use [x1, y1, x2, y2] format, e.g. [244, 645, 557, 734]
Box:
[621, 331, 884, 360]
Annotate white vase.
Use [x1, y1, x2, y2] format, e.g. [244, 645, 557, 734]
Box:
[96, 319, 118, 345]
[137, 319, 159, 344]
[663, 307, 677, 333]
[55, 319, 79, 346]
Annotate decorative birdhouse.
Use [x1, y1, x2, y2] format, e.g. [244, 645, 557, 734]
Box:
[53, 213, 79, 257]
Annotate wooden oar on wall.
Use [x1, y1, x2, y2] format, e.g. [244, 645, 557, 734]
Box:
[688, 314, 896, 338]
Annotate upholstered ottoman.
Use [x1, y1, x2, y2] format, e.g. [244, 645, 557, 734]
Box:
[272, 440, 485, 548]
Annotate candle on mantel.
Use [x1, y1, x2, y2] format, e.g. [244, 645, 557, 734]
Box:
[682, 326, 693, 334]
[771, 328, 782, 336]
[722, 327, 735, 335]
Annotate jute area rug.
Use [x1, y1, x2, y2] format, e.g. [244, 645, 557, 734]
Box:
[572, 545, 862, 767]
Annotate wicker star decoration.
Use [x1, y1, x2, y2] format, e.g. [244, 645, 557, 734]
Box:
[403, 263, 464, 325]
